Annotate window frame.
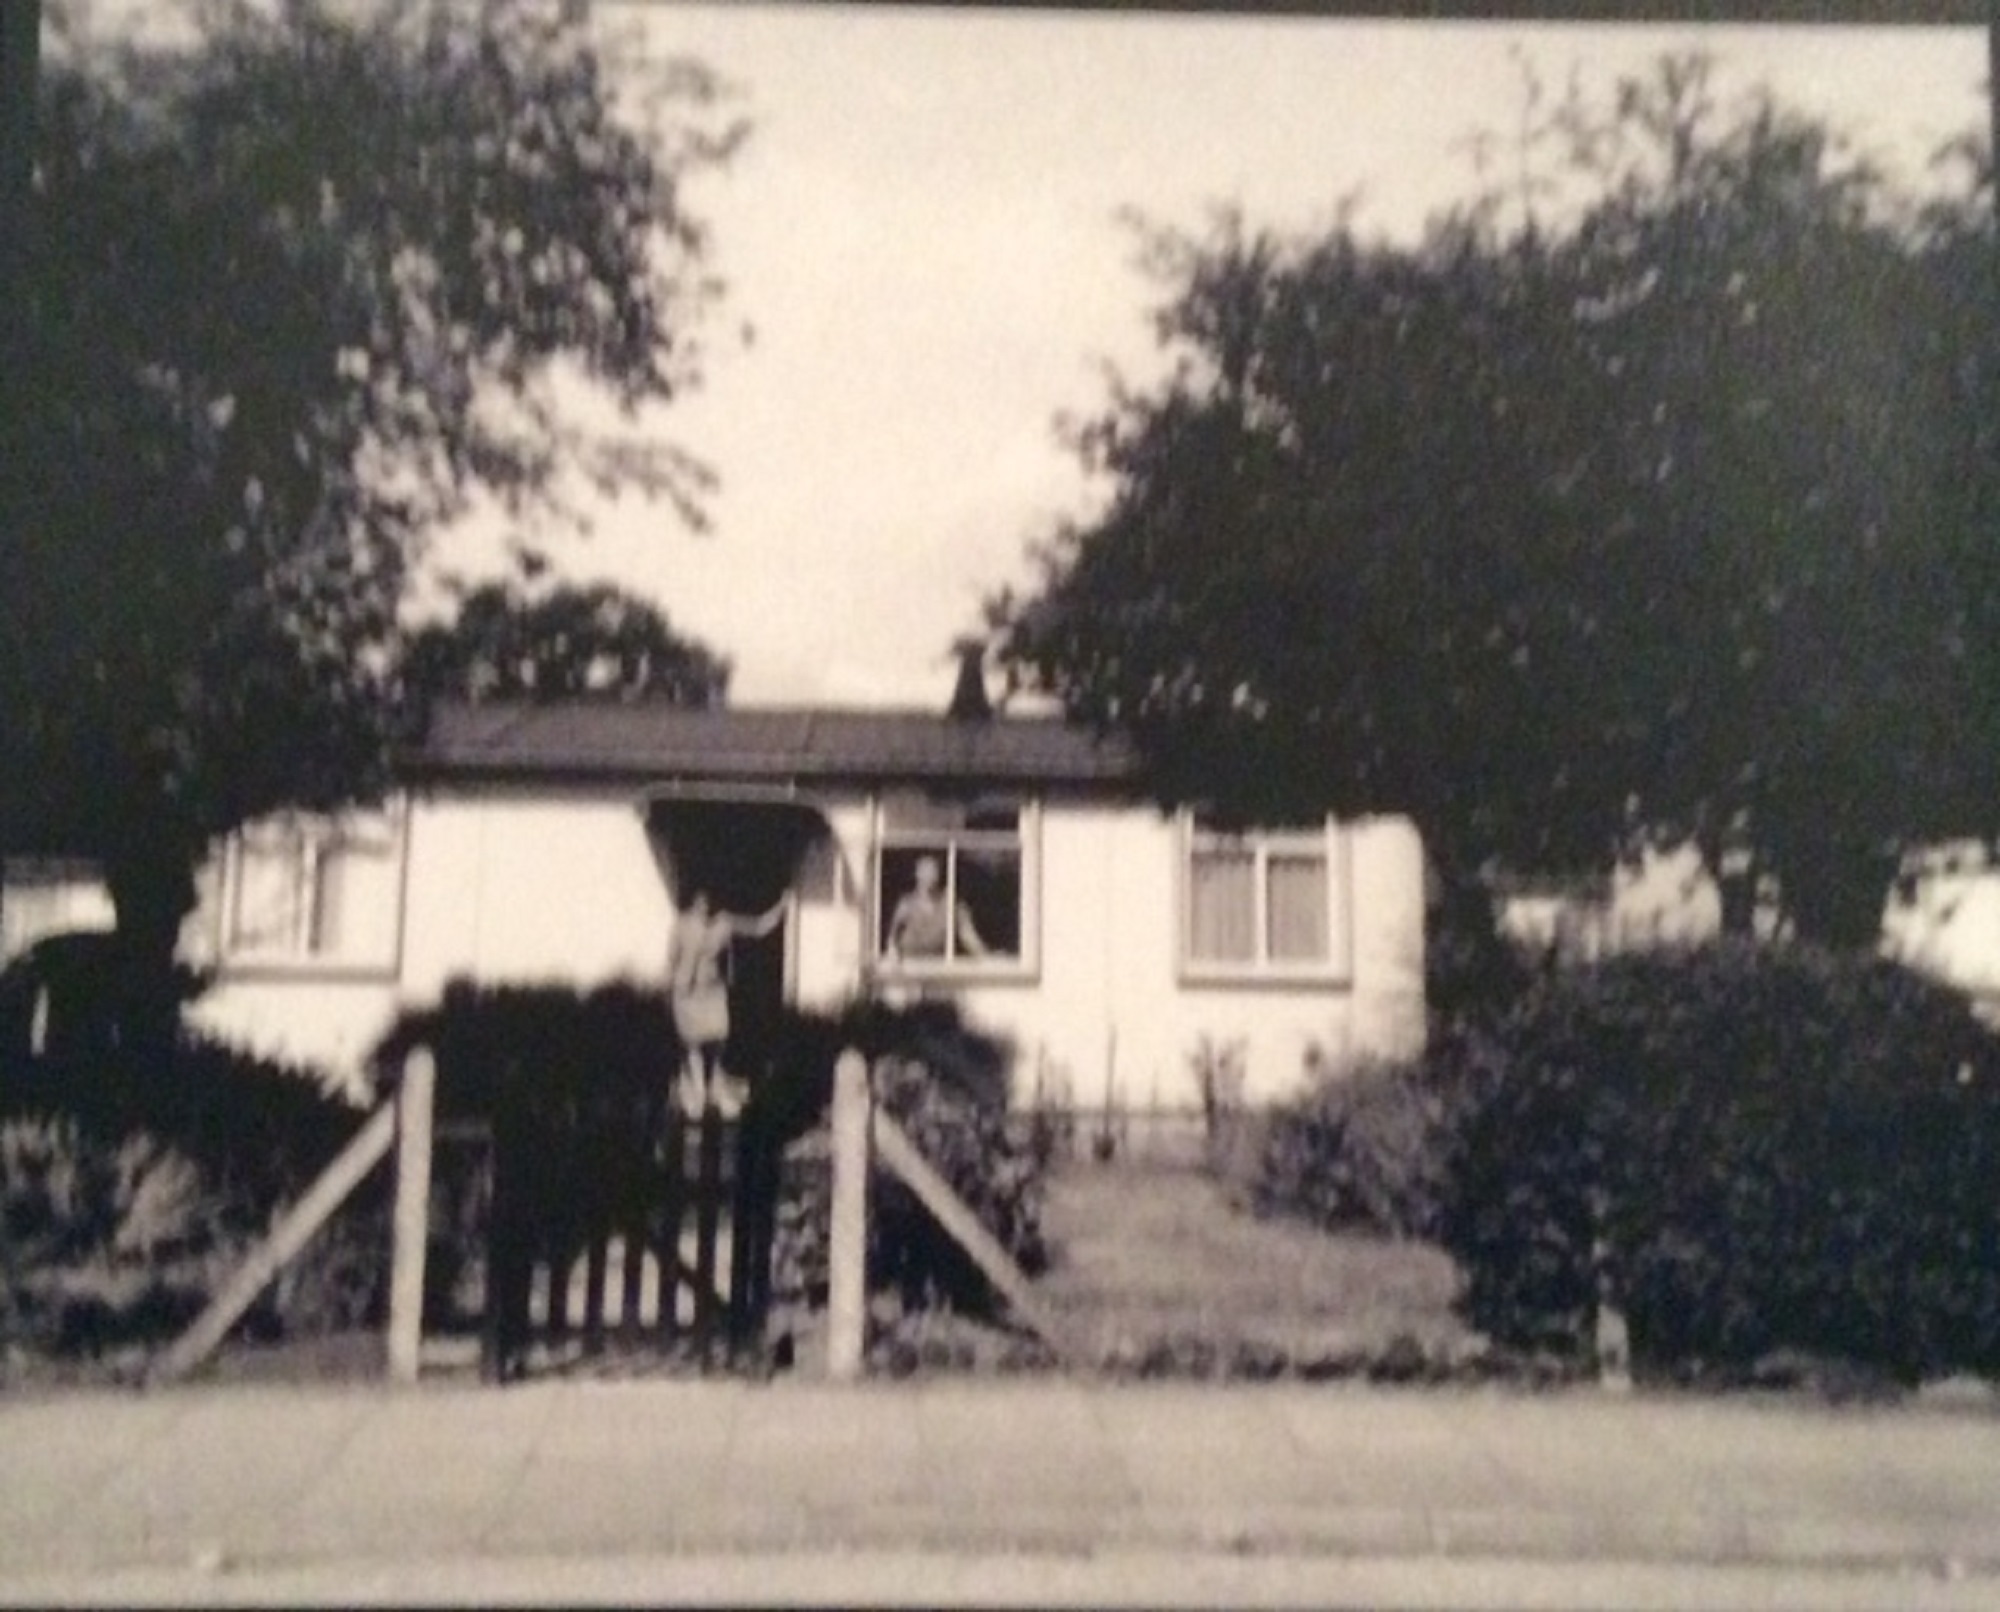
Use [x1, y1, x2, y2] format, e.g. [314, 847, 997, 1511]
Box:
[215, 799, 409, 981]
[1177, 810, 1351, 987]
[869, 794, 1040, 985]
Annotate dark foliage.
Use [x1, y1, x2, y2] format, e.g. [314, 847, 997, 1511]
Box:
[1439, 944, 2000, 1378]
[399, 580, 733, 710]
[768, 998, 1047, 1320]
[372, 985, 1047, 1326]
[0, 1025, 368, 1353]
[3, 0, 742, 1011]
[992, 56, 2000, 952]
[372, 979, 679, 1123]
[2, 1028, 358, 1220]
[1255, 1034, 1504, 1242]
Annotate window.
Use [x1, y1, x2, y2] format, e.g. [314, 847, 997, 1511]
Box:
[1182, 814, 1345, 980]
[220, 805, 404, 974]
[874, 794, 1032, 975]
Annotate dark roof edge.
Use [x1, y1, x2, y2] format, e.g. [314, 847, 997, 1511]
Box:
[393, 757, 1145, 795]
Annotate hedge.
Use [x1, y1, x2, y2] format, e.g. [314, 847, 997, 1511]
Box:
[1, 1030, 370, 1355]
[1438, 943, 2000, 1379]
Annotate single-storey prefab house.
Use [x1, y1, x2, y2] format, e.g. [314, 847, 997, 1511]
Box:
[15, 701, 1430, 1106]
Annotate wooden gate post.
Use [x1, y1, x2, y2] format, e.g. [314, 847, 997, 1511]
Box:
[826, 1047, 870, 1381]
[387, 1047, 437, 1385]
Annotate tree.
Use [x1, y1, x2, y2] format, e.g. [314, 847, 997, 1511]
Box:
[0, 0, 743, 1031]
[993, 57, 2000, 975]
[996, 206, 1608, 1007]
[400, 579, 731, 706]
[1548, 60, 2000, 948]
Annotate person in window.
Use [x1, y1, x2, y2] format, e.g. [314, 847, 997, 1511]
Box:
[668, 888, 783, 1118]
[886, 854, 987, 961]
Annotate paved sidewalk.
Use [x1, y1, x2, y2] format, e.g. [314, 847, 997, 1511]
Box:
[2, 1377, 1998, 1605]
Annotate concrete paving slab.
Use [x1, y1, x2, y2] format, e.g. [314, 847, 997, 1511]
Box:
[476, 1472, 753, 1557]
[1117, 1499, 1433, 1557]
[8, 1547, 2000, 1611]
[1428, 1505, 1748, 1566]
[0, 1395, 186, 1537]
[9, 1376, 2000, 1596]
[1741, 1511, 2000, 1570]
[912, 1391, 1135, 1509]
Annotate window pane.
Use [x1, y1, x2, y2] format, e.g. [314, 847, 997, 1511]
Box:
[880, 846, 952, 958]
[227, 812, 401, 965]
[231, 828, 306, 952]
[881, 793, 965, 832]
[316, 830, 400, 962]
[1267, 851, 1329, 962]
[882, 794, 1021, 834]
[956, 846, 1021, 958]
[1189, 847, 1256, 962]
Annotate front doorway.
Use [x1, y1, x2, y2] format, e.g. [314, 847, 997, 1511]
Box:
[644, 793, 830, 1089]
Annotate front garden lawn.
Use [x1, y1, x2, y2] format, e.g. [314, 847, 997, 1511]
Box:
[1036, 1156, 1482, 1372]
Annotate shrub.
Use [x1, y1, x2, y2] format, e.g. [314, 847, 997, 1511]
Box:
[1254, 1030, 1503, 1241]
[371, 979, 679, 1124]
[1440, 943, 2000, 1378]
[0, 1025, 376, 1355]
[769, 998, 1049, 1321]
[2, 1029, 357, 1220]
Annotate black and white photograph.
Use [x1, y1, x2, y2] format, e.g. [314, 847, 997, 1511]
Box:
[4, 1, 2000, 1605]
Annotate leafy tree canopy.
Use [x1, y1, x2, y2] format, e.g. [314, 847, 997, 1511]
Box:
[1, 0, 743, 972]
[994, 55, 2000, 957]
[401, 578, 731, 706]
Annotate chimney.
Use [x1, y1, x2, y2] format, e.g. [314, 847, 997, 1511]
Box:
[946, 637, 993, 721]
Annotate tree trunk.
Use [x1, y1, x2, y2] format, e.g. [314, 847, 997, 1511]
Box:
[1694, 825, 1759, 939]
[1770, 834, 1898, 953]
[102, 844, 199, 1057]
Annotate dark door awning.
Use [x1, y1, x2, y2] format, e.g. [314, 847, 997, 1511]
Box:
[641, 794, 831, 914]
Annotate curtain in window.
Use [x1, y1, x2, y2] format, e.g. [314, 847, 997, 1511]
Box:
[231, 828, 308, 951]
[1189, 845, 1256, 961]
[1266, 851, 1329, 961]
[957, 846, 1022, 955]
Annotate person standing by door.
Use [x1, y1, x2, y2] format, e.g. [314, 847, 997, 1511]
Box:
[668, 887, 784, 1118]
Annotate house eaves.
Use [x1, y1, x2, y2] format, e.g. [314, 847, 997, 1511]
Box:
[399, 700, 1142, 795]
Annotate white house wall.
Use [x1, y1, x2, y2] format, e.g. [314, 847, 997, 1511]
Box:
[185, 786, 676, 1092]
[181, 782, 1426, 1106]
[790, 799, 873, 1011]
[912, 808, 1425, 1108]
[399, 787, 674, 999]
[186, 978, 403, 1096]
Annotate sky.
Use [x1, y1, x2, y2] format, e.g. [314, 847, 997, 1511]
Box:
[429, 4, 1991, 710]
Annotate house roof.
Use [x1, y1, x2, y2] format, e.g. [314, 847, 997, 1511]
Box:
[409, 701, 1140, 791]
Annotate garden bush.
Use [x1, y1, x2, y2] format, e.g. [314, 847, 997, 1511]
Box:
[0, 1031, 371, 1355]
[768, 998, 1048, 1321]
[1439, 942, 2000, 1379]
[1254, 1030, 1505, 1241]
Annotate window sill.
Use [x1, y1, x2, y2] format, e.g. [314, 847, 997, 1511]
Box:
[1177, 963, 1351, 992]
[213, 956, 401, 985]
[868, 959, 1040, 990]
